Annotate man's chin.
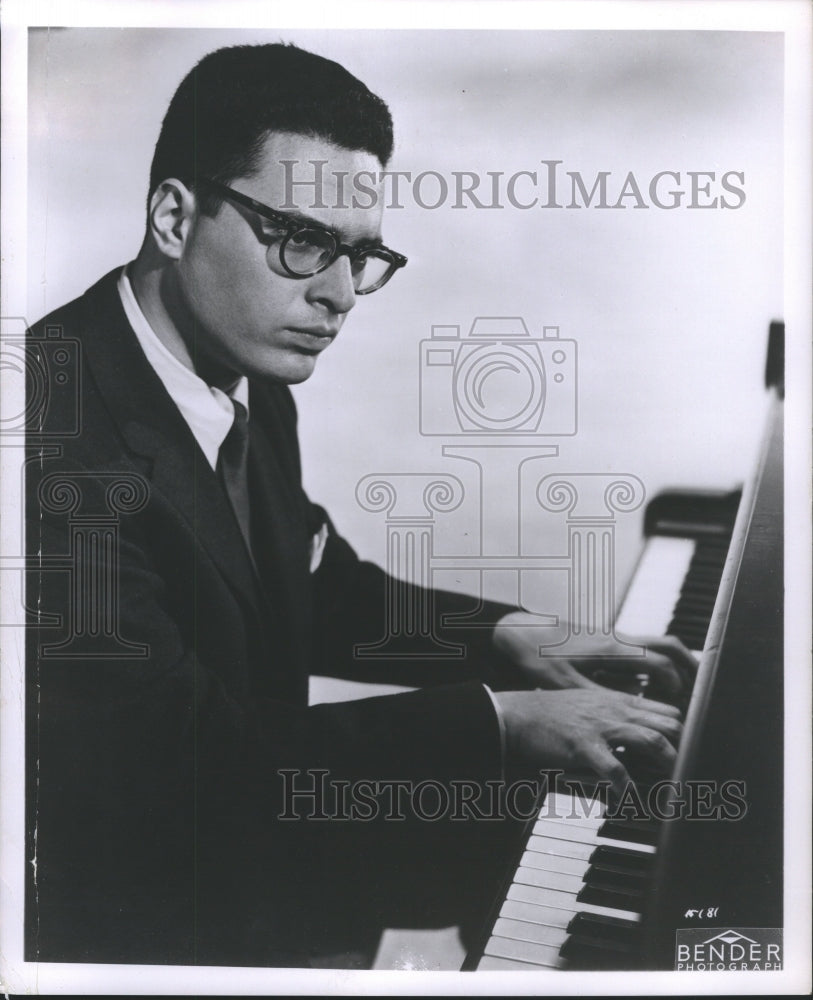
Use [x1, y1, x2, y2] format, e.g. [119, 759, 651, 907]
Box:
[254, 352, 320, 385]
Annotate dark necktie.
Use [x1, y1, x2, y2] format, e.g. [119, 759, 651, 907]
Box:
[217, 399, 253, 560]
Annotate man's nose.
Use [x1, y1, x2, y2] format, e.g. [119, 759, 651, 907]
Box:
[305, 254, 357, 314]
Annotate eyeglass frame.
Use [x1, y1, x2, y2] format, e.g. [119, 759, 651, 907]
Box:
[195, 177, 408, 294]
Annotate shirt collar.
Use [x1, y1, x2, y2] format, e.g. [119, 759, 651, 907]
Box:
[118, 265, 249, 469]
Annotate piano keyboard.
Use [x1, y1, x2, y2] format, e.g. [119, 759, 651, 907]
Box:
[476, 791, 654, 970]
[473, 494, 740, 972]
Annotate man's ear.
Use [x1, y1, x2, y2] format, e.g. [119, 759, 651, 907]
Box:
[148, 179, 196, 260]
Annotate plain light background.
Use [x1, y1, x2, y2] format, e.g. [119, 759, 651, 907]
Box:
[27, 27, 783, 606]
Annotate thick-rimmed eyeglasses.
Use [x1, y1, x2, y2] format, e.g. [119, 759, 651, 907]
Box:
[197, 177, 407, 295]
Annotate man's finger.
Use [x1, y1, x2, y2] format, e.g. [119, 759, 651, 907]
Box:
[630, 711, 683, 748]
[645, 635, 700, 679]
[619, 632, 699, 687]
[526, 656, 605, 690]
[616, 691, 682, 718]
[608, 724, 678, 773]
[577, 652, 684, 699]
[583, 744, 632, 801]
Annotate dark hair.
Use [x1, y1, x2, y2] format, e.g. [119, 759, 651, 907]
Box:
[148, 43, 393, 210]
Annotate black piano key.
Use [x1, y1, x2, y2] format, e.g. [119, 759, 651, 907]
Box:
[685, 559, 726, 574]
[670, 610, 716, 627]
[672, 593, 719, 612]
[584, 863, 647, 890]
[566, 911, 640, 946]
[668, 623, 710, 645]
[559, 934, 634, 969]
[688, 546, 728, 562]
[679, 574, 724, 590]
[674, 584, 721, 601]
[690, 561, 727, 575]
[589, 845, 652, 874]
[669, 622, 713, 642]
[672, 596, 717, 615]
[670, 609, 713, 627]
[668, 618, 711, 640]
[690, 545, 726, 561]
[598, 818, 659, 846]
[576, 882, 644, 911]
[672, 609, 716, 629]
[668, 632, 709, 651]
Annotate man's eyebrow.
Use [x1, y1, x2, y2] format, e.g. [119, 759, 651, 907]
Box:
[352, 234, 384, 249]
[280, 209, 336, 233]
[267, 205, 327, 230]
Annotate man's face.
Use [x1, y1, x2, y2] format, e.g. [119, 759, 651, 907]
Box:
[173, 132, 385, 384]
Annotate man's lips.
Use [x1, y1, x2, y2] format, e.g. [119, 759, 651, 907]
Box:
[287, 327, 338, 350]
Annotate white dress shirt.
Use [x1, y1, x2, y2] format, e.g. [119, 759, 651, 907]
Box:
[118, 266, 248, 470]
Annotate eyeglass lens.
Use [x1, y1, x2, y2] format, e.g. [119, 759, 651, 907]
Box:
[279, 229, 395, 292]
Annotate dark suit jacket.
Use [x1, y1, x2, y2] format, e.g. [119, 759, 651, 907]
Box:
[25, 269, 518, 966]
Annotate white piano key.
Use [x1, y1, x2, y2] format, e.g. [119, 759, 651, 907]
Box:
[532, 818, 656, 854]
[546, 791, 607, 820]
[514, 865, 584, 894]
[519, 849, 589, 876]
[499, 899, 575, 929]
[537, 813, 604, 830]
[600, 837, 656, 855]
[614, 535, 695, 638]
[525, 834, 594, 861]
[484, 934, 566, 968]
[532, 818, 603, 843]
[492, 917, 569, 948]
[507, 882, 641, 923]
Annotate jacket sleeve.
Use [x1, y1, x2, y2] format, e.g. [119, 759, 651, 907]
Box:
[308, 503, 525, 690]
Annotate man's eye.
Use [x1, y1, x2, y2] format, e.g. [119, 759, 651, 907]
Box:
[287, 231, 313, 248]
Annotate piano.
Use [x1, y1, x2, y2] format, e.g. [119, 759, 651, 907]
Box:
[466, 322, 784, 972]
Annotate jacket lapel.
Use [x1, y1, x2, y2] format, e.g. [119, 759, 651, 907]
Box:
[76, 269, 261, 616]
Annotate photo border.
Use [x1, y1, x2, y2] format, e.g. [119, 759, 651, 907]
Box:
[1, 1, 810, 995]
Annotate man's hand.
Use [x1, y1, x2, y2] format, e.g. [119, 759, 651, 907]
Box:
[493, 610, 698, 703]
[493, 688, 683, 797]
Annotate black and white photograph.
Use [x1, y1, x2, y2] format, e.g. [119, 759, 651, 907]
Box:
[1, 1, 810, 994]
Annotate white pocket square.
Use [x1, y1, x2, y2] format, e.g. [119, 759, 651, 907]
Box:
[309, 522, 329, 573]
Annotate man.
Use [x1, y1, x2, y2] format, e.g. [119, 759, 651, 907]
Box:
[25, 42, 692, 968]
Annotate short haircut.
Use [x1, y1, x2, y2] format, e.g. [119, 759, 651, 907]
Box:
[148, 42, 393, 211]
